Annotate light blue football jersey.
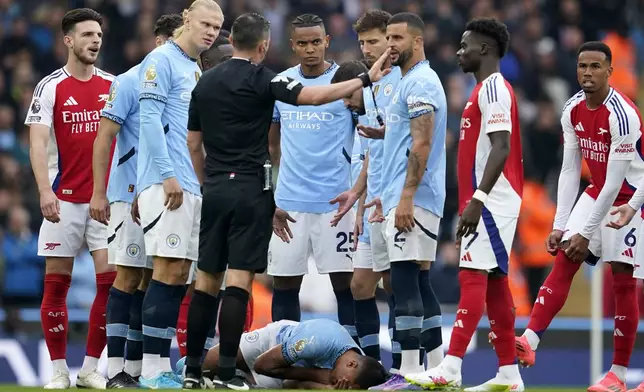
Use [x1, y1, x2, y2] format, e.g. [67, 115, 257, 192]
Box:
[137, 41, 201, 196]
[364, 67, 401, 203]
[351, 117, 369, 244]
[273, 63, 354, 213]
[277, 319, 361, 369]
[350, 126, 367, 189]
[381, 60, 446, 217]
[101, 64, 141, 204]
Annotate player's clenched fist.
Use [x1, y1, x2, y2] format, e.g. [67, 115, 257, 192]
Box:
[40, 189, 61, 223]
[89, 193, 110, 225]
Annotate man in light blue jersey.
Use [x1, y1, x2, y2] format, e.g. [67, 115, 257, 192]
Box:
[135, 0, 223, 388]
[369, 13, 447, 389]
[267, 14, 357, 341]
[176, 319, 387, 389]
[90, 14, 183, 388]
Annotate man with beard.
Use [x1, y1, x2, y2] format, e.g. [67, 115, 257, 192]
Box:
[25, 8, 115, 389]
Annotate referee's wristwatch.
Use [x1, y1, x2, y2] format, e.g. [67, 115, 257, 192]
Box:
[358, 72, 372, 88]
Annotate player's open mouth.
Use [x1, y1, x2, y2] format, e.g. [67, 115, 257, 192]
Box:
[88, 48, 98, 54]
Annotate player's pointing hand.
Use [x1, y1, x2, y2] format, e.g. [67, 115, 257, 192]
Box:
[606, 204, 637, 230]
[456, 198, 483, 241]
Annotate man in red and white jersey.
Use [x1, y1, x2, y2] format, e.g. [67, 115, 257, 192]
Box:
[25, 8, 115, 390]
[515, 41, 642, 392]
[406, 18, 525, 392]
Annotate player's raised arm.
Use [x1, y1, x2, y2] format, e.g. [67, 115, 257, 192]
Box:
[253, 344, 331, 384]
[26, 81, 59, 223]
[187, 88, 205, 186]
[268, 48, 391, 107]
[578, 102, 640, 241]
[138, 55, 175, 180]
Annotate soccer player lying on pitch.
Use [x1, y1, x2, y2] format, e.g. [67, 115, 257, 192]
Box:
[178, 319, 387, 389]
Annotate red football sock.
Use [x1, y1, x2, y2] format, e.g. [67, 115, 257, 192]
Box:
[447, 269, 487, 359]
[526, 250, 581, 337]
[486, 275, 516, 366]
[177, 292, 191, 357]
[244, 295, 254, 332]
[41, 274, 72, 360]
[612, 271, 638, 367]
[86, 272, 116, 358]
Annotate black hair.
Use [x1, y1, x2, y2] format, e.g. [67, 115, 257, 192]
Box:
[231, 13, 271, 51]
[353, 10, 392, 34]
[387, 12, 424, 33]
[578, 41, 612, 64]
[292, 13, 324, 29]
[200, 34, 232, 70]
[331, 60, 369, 83]
[61, 8, 103, 35]
[355, 356, 388, 389]
[465, 18, 510, 58]
[154, 14, 183, 37]
[219, 29, 231, 38]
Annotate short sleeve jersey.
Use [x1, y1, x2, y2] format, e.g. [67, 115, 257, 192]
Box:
[25, 67, 114, 203]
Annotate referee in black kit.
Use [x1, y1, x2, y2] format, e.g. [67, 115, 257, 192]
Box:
[182, 12, 391, 389]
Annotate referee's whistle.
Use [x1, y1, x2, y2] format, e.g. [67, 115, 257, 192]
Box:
[263, 160, 273, 191]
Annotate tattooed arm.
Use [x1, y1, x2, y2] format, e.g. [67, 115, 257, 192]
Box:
[402, 110, 434, 200]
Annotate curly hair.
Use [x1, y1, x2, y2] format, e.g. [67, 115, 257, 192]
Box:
[465, 18, 510, 58]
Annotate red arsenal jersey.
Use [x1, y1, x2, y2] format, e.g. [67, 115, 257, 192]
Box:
[561, 87, 644, 206]
[25, 67, 114, 203]
[457, 72, 523, 216]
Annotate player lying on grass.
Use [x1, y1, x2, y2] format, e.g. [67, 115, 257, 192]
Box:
[178, 319, 388, 389]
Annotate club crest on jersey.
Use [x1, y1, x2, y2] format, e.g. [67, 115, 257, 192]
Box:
[127, 244, 141, 258]
[294, 338, 307, 352]
[31, 99, 41, 114]
[166, 234, 181, 249]
[384, 84, 393, 96]
[245, 331, 259, 343]
[392, 92, 399, 104]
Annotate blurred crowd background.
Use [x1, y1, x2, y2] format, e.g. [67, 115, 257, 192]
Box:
[1, 0, 644, 338]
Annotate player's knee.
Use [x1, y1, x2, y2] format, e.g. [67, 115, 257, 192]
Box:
[91, 249, 113, 273]
[272, 275, 303, 290]
[45, 257, 74, 275]
[350, 273, 377, 300]
[330, 271, 353, 291]
[152, 257, 191, 285]
[114, 266, 143, 293]
[195, 269, 225, 295]
[226, 269, 254, 292]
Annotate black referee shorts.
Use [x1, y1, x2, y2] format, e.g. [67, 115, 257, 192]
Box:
[198, 173, 275, 275]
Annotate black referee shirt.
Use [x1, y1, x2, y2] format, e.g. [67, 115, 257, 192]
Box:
[188, 58, 303, 176]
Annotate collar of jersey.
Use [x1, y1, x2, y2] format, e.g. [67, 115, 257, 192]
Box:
[168, 40, 197, 62]
[298, 61, 337, 79]
[404, 59, 429, 78]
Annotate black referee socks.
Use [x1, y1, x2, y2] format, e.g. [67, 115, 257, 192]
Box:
[218, 286, 250, 381]
[185, 290, 219, 378]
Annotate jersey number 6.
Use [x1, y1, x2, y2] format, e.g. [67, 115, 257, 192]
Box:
[624, 227, 637, 248]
